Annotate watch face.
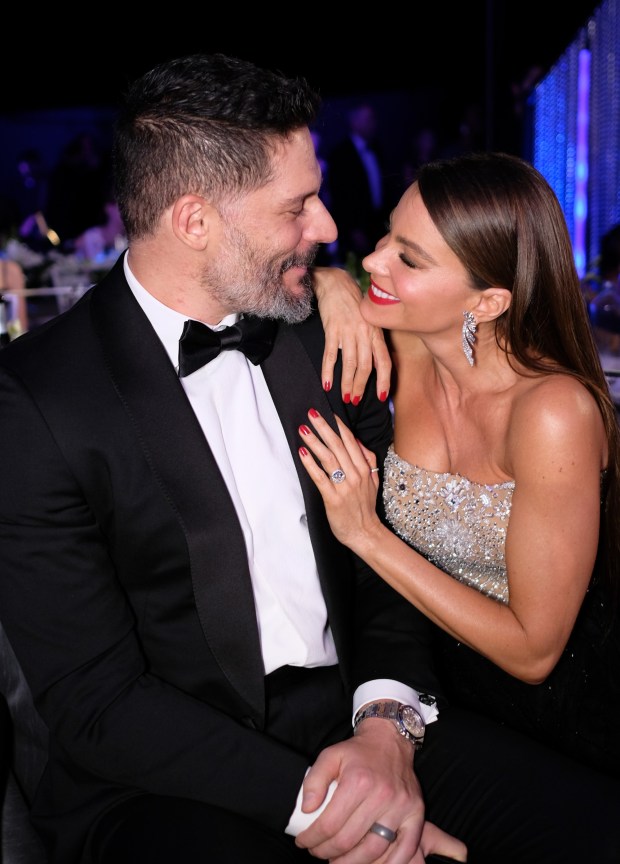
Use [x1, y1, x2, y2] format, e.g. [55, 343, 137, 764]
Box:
[401, 705, 425, 738]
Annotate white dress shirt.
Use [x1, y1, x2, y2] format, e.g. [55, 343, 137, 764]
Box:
[124, 258, 337, 674]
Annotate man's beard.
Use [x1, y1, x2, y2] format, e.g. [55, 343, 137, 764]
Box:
[203, 221, 319, 324]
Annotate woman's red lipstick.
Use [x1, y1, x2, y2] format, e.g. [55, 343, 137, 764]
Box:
[368, 280, 400, 305]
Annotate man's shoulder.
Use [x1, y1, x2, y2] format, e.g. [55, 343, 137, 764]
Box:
[0, 282, 100, 386]
[4, 259, 134, 367]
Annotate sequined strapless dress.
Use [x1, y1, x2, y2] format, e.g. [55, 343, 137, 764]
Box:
[383, 445, 514, 604]
[381, 444, 620, 777]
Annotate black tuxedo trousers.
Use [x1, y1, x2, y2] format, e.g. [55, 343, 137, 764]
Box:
[85, 652, 620, 864]
[88, 692, 620, 864]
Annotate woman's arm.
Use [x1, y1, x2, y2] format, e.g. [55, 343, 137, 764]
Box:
[312, 267, 391, 404]
[297, 377, 606, 683]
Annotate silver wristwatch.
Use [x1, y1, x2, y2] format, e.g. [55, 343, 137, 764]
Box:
[353, 699, 425, 749]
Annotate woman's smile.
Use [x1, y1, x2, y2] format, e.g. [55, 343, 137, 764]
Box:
[368, 280, 400, 305]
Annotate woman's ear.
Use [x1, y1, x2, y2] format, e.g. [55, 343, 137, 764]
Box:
[171, 195, 213, 250]
[473, 286, 512, 322]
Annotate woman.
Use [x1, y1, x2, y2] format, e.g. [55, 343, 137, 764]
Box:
[305, 151, 620, 777]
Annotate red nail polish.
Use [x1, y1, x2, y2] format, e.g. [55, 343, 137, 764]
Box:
[352, 395, 360, 406]
[299, 425, 311, 435]
[299, 446, 308, 456]
[343, 393, 351, 404]
[309, 408, 319, 418]
[379, 391, 388, 402]
[323, 380, 332, 392]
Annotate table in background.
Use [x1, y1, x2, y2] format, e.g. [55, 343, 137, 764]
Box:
[3, 285, 90, 336]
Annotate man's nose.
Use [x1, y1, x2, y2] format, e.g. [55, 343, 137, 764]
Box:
[307, 199, 338, 245]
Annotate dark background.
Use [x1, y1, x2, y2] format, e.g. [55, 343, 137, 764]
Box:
[2, 2, 599, 112]
[0, 0, 602, 247]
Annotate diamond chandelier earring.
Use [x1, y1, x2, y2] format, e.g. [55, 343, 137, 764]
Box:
[462, 311, 477, 366]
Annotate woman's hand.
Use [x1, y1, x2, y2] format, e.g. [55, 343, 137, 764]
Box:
[313, 266, 391, 404]
[298, 409, 383, 554]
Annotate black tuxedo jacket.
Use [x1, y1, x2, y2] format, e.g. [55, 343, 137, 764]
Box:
[0, 256, 442, 863]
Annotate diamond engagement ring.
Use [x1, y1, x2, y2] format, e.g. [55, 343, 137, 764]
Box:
[330, 469, 346, 483]
[370, 467, 380, 473]
[369, 822, 397, 843]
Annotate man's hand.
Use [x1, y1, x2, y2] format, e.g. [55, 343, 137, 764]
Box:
[312, 266, 391, 405]
[294, 720, 466, 863]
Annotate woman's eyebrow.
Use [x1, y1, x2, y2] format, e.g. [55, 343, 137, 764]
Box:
[395, 235, 437, 265]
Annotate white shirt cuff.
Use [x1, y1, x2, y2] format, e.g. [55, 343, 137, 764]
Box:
[353, 678, 439, 726]
[285, 774, 338, 836]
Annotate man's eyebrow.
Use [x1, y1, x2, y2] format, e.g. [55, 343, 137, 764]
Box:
[394, 235, 437, 265]
[280, 191, 313, 208]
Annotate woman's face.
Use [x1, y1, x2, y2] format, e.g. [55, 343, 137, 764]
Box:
[360, 183, 476, 339]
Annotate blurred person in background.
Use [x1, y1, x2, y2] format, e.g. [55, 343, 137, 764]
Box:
[45, 132, 108, 250]
[328, 103, 392, 267]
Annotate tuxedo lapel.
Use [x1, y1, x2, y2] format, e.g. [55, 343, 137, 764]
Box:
[262, 325, 354, 671]
[262, 324, 338, 523]
[91, 266, 266, 716]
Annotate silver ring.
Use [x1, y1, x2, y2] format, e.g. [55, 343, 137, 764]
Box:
[370, 467, 380, 474]
[369, 822, 397, 843]
[330, 468, 346, 484]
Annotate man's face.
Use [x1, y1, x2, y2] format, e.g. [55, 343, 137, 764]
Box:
[202, 128, 337, 323]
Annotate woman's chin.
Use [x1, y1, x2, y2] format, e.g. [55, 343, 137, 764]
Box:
[361, 295, 390, 327]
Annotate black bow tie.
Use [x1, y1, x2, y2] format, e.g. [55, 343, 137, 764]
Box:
[178, 315, 277, 377]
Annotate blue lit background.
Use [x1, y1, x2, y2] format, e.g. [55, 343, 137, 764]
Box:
[531, 0, 620, 276]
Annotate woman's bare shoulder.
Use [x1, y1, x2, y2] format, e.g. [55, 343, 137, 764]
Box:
[513, 372, 600, 420]
[508, 372, 606, 468]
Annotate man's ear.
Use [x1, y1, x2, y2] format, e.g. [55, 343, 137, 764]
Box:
[171, 194, 213, 250]
[472, 286, 512, 323]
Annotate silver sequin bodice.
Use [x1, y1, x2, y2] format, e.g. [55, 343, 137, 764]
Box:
[383, 444, 515, 603]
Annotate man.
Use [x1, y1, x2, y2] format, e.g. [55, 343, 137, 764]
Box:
[0, 53, 617, 864]
[0, 52, 458, 864]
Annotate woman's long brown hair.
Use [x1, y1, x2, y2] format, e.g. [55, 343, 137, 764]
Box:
[417, 152, 620, 620]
